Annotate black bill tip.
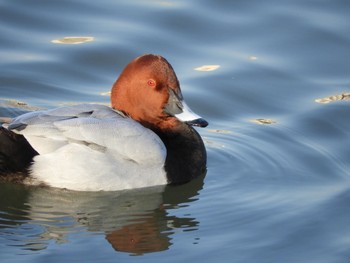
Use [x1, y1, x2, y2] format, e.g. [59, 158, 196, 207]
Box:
[186, 118, 209, 128]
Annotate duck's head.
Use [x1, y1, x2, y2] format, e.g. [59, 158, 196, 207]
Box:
[111, 54, 208, 131]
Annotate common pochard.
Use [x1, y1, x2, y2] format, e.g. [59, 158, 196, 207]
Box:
[0, 54, 208, 191]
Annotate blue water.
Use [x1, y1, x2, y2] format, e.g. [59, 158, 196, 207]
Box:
[1, 0, 350, 262]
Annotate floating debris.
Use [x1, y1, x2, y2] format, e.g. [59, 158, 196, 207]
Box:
[100, 91, 111, 96]
[207, 129, 231, 134]
[315, 93, 350, 104]
[51, 36, 95, 45]
[0, 117, 12, 124]
[194, 65, 220, 72]
[0, 99, 41, 123]
[250, 119, 276, 125]
[0, 99, 40, 111]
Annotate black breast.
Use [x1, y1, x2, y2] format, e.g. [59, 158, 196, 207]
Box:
[155, 124, 207, 184]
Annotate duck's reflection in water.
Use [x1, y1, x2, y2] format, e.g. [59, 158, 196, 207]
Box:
[106, 214, 171, 254]
[0, 176, 204, 255]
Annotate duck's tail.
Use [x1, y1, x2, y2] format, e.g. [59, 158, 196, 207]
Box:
[0, 127, 38, 180]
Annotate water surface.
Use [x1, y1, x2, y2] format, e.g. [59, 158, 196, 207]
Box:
[1, 0, 350, 262]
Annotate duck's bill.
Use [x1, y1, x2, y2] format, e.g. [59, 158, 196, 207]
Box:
[164, 88, 208, 127]
[175, 101, 208, 128]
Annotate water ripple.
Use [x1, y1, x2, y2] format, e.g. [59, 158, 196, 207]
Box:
[1, 0, 350, 261]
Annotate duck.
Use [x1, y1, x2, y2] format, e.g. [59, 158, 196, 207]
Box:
[0, 54, 208, 191]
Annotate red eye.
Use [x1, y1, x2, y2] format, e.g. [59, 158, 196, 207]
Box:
[147, 79, 156, 87]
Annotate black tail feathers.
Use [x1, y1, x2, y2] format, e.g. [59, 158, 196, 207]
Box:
[0, 127, 38, 176]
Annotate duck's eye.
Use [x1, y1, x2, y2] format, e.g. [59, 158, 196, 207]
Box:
[147, 79, 156, 87]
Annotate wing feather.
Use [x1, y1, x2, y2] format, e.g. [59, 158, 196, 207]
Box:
[9, 104, 166, 165]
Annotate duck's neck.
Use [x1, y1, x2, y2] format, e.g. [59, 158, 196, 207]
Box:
[152, 123, 207, 184]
